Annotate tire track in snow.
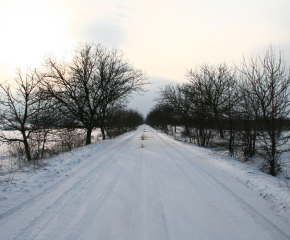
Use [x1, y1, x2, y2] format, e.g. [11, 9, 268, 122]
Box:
[151, 127, 290, 240]
[0, 131, 139, 239]
[151, 162, 172, 240]
[68, 150, 130, 239]
[10, 131, 140, 240]
[68, 130, 146, 240]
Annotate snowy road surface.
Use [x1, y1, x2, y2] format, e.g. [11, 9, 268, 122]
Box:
[1, 125, 290, 239]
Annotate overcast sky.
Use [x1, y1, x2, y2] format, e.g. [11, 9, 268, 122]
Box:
[1, 0, 290, 116]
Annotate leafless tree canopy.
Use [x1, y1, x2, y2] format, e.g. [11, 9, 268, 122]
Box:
[0, 68, 44, 161]
[238, 46, 290, 175]
[42, 43, 148, 144]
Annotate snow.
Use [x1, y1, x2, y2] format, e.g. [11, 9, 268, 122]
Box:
[161, 132, 290, 217]
[0, 125, 290, 239]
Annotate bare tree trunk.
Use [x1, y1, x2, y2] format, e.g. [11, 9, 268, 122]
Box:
[41, 131, 49, 159]
[86, 127, 93, 145]
[101, 127, 106, 140]
[22, 134, 32, 161]
[252, 115, 258, 157]
[214, 114, 224, 139]
[184, 121, 190, 136]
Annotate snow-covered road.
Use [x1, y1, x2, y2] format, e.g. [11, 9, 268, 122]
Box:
[1, 125, 290, 239]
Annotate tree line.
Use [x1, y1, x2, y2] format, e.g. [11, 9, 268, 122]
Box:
[146, 46, 290, 176]
[0, 42, 146, 162]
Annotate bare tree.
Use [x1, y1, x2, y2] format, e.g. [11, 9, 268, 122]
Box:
[146, 104, 177, 132]
[239, 46, 290, 175]
[42, 42, 148, 145]
[158, 84, 192, 136]
[224, 73, 239, 156]
[237, 78, 260, 160]
[0, 68, 44, 161]
[107, 108, 143, 134]
[187, 63, 233, 139]
[183, 82, 214, 147]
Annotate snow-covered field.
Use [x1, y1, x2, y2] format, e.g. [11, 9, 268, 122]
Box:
[0, 125, 290, 239]
[0, 128, 103, 171]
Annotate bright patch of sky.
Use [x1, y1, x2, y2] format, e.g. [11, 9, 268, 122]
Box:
[0, 0, 290, 115]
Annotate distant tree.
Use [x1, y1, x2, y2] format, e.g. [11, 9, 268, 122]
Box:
[105, 107, 127, 135]
[124, 109, 144, 129]
[42, 42, 148, 145]
[236, 78, 261, 160]
[96, 101, 124, 139]
[102, 107, 143, 137]
[146, 104, 176, 131]
[0, 68, 44, 161]
[224, 72, 239, 156]
[157, 84, 191, 135]
[186, 63, 234, 139]
[186, 63, 238, 151]
[182, 83, 214, 147]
